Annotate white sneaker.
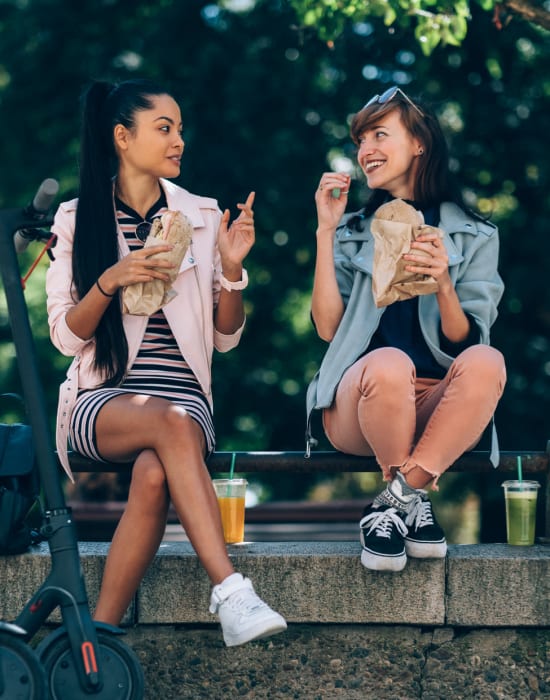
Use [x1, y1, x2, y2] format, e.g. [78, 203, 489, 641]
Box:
[209, 573, 287, 647]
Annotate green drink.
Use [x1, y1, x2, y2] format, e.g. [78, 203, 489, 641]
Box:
[502, 480, 540, 545]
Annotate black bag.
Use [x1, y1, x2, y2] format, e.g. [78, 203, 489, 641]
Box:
[0, 394, 40, 554]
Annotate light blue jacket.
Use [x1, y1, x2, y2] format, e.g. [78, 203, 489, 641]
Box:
[306, 201, 504, 464]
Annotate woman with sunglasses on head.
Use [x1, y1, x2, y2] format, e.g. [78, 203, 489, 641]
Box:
[46, 78, 286, 645]
[307, 87, 506, 571]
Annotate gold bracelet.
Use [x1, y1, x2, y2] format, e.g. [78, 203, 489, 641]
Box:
[96, 279, 116, 298]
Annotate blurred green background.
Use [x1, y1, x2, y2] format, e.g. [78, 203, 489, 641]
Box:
[0, 0, 548, 542]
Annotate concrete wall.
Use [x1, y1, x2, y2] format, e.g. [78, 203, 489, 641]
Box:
[1, 542, 549, 699]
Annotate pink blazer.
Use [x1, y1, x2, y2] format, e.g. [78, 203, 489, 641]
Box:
[46, 179, 244, 479]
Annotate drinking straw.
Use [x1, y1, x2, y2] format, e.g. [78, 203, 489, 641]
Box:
[226, 452, 236, 497]
[517, 455, 523, 482]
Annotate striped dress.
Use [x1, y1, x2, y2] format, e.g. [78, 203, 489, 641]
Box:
[69, 194, 215, 462]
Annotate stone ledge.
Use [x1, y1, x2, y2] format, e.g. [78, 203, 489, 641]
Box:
[1, 542, 549, 627]
[446, 543, 550, 626]
[139, 541, 445, 625]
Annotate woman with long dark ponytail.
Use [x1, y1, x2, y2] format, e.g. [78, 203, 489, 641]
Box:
[47, 78, 286, 647]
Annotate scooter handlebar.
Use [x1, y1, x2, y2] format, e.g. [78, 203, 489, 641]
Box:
[13, 178, 59, 253]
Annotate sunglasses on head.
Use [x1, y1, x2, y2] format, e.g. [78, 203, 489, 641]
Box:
[364, 86, 425, 118]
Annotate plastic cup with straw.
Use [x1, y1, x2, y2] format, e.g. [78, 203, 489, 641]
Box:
[502, 454, 540, 545]
[212, 452, 247, 544]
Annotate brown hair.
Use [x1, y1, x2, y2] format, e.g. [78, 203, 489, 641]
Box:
[350, 93, 453, 212]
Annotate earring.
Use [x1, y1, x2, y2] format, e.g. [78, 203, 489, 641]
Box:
[418, 148, 424, 155]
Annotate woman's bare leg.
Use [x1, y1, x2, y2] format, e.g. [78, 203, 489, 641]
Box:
[94, 394, 234, 586]
[94, 449, 169, 625]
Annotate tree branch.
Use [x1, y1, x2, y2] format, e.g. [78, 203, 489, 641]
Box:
[502, 0, 550, 30]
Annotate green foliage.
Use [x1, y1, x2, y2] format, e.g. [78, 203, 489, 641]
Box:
[289, 0, 500, 54]
[0, 0, 549, 506]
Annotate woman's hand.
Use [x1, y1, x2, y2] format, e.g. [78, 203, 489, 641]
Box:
[98, 244, 176, 295]
[403, 227, 452, 293]
[405, 226, 471, 342]
[66, 243, 177, 340]
[315, 172, 351, 235]
[214, 192, 255, 332]
[217, 191, 255, 277]
[311, 173, 350, 341]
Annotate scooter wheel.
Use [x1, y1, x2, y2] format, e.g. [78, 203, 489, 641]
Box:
[0, 631, 48, 700]
[37, 628, 144, 699]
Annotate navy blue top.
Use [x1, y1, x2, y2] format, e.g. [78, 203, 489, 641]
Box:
[368, 202, 478, 379]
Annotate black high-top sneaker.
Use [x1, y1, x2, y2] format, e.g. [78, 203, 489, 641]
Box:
[375, 472, 447, 559]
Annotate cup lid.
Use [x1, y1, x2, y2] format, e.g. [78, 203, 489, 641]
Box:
[501, 480, 540, 488]
[212, 478, 248, 485]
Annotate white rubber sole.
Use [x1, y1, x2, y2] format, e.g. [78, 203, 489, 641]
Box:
[361, 548, 407, 572]
[405, 539, 448, 558]
[223, 614, 288, 647]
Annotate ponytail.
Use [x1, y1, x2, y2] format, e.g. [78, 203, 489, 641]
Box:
[72, 78, 168, 386]
[73, 80, 127, 386]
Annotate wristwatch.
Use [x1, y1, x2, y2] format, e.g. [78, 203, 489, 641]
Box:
[220, 268, 248, 292]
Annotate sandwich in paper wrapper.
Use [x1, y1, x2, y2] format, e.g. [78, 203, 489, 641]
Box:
[370, 199, 444, 308]
[122, 210, 193, 316]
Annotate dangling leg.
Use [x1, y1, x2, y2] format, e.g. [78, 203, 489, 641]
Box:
[323, 348, 417, 571]
[94, 449, 169, 625]
[389, 345, 506, 558]
[94, 394, 286, 646]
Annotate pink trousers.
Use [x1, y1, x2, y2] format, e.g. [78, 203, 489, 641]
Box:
[322, 345, 506, 487]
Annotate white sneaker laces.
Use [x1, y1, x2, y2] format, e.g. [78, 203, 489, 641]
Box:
[210, 576, 265, 615]
[360, 507, 408, 540]
[405, 495, 434, 530]
[224, 590, 265, 616]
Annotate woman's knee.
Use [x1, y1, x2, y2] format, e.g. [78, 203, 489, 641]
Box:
[154, 404, 198, 440]
[131, 450, 168, 500]
[148, 404, 206, 462]
[357, 347, 415, 392]
[457, 345, 507, 385]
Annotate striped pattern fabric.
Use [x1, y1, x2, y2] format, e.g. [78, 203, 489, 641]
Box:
[68, 195, 215, 463]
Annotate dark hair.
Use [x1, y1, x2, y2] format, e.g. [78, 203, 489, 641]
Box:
[73, 79, 171, 386]
[350, 92, 480, 219]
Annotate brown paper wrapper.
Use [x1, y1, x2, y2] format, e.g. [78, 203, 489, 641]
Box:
[371, 199, 443, 308]
[122, 211, 193, 316]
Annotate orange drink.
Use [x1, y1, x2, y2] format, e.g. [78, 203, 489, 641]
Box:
[217, 496, 246, 544]
[212, 478, 247, 544]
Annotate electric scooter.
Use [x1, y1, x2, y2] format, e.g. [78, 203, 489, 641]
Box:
[0, 180, 144, 699]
